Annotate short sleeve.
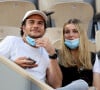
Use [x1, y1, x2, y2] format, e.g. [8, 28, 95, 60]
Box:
[0, 36, 14, 58]
[93, 54, 100, 73]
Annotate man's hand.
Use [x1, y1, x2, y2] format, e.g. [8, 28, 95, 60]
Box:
[14, 57, 38, 69]
[35, 37, 56, 55]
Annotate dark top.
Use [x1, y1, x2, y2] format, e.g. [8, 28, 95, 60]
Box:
[97, 51, 100, 59]
[59, 65, 93, 87]
[59, 52, 96, 87]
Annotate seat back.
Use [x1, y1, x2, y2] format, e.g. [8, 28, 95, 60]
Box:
[88, 40, 96, 53]
[53, 39, 61, 49]
[96, 30, 100, 52]
[0, 1, 36, 27]
[0, 26, 20, 41]
[50, 2, 94, 38]
[43, 27, 62, 44]
[50, 2, 93, 30]
[0, 1, 36, 40]
[39, 0, 84, 10]
[95, 0, 100, 14]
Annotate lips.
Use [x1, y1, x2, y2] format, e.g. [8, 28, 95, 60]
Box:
[30, 30, 39, 33]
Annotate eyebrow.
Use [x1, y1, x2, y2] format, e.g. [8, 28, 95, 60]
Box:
[27, 19, 44, 22]
[65, 28, 77, 31]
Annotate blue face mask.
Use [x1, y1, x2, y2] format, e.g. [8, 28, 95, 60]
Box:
[64, 38, 79, 49]
[26, 36, 36, 46]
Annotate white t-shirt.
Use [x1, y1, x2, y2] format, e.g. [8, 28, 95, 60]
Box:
[93, 54, 100, 73]
[0, 36, 50, 82]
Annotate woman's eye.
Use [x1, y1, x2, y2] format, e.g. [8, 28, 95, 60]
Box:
[73, 30, 78, 33]
[64, 30, 70, 34]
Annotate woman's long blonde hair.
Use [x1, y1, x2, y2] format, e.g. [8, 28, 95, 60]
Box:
[58, 18, 92, 69]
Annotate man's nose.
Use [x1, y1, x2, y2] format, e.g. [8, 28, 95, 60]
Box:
[32, 22, 38, 27]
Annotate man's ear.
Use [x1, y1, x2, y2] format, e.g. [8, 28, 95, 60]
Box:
[21, 25, 25, 32]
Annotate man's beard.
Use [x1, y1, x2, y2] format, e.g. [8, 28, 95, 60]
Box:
[30, 34, 44, 39]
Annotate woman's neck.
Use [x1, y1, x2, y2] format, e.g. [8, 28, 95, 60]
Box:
[71, 49, 78, 61]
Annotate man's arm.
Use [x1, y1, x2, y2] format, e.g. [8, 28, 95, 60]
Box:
[46, 59, 62, 89]
[35, 37, 62, 88]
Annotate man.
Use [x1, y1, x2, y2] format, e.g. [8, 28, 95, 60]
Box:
[0, 10, 62, 89]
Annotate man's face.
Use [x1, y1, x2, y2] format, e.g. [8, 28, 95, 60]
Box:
[23, 14, 45, 38]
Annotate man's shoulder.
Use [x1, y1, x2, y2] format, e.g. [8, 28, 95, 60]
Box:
[5, 36, 20, 39]
[2, 36, 22, 44]
[4, 36, 21, 41]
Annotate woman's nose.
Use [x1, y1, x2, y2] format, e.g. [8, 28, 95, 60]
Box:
[69, 32, 74, 36]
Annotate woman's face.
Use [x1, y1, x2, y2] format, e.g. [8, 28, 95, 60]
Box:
[64, 24, 80, 40]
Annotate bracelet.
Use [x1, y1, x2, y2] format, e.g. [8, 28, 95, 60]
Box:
[49, 53, 57, 59]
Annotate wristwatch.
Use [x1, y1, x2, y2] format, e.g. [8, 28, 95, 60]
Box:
[49, 53, 57, 59]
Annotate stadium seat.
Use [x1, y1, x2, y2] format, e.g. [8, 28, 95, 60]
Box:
[43, 27, 62, 44]
[0, 26, 20, 41]
[0, 1, 36, 40]
[0, 1, 36, 27]
[49, 2, 94, 39]
[50, 2, 93, 28]
[96, 30, 100, 52]
[39, 0, 85, 11]
[95, 0, 100, 14]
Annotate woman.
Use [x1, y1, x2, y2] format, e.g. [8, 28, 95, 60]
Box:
[58, 18, 94, 87]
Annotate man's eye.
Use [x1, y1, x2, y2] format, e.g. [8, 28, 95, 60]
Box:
[38, 21, 44, 25]
[29, 21, 34, 24]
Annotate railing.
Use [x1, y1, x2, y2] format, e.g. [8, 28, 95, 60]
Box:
[0, 56, 54, 90]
